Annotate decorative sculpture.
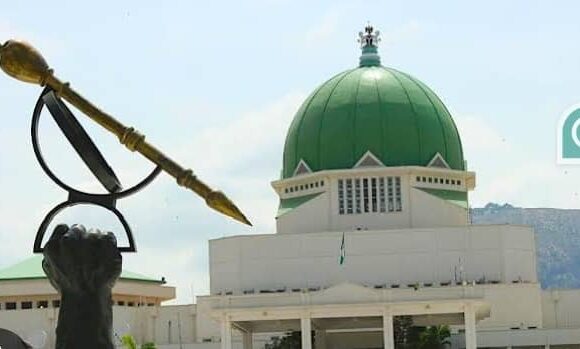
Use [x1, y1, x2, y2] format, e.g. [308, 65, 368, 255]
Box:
[0, 38, 252, 348]
[0, 39, 251, 227]
[43, 224, 122, 349]
[358, 23, 381, 48]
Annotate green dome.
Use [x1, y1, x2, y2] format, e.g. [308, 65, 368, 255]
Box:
[282, 65, 464, 178]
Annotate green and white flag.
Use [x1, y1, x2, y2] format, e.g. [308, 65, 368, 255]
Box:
[339, 232, 346, 265]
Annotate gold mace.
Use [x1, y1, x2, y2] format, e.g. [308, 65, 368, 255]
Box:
[0, 39, 252, 226]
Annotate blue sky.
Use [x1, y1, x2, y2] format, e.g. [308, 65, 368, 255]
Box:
[1, 0, 580, 303]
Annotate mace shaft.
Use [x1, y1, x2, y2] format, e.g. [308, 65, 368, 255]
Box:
[0, 40, 251, 226]
[45, 74, 213, 198]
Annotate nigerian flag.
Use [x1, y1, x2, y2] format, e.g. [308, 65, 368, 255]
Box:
[339, 233, 346, 265]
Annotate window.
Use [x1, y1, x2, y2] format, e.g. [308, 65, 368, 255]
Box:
[395, 177, 402, 211]
[416, 176, 420, 182]
[363, 178, 370, 213]
[315, 182, 319, 187]
[21, 301, 32, 309]
[355, 178, 361, 213]
[346, 179, 353, 214]
[338, 180, 344, 214]
[457, 180, 462, 185]
[52, 300, 60, 308]
[5, 302, 16, 310]
[422, 176, 426, 182]
[320, 180, 324, 186]
[445, 179, 449, 184]
[284, 188, 288, 193]
[428, 177, 432, 183]
[371, 178, 378, 212]
[128, 302, 135, 307]
[339, 176, 402, 215]
[379, 178, 386, 212]
[439, 178, 444, 183]
[117, 301, 125, 306]
[451, 180, 455, 185]
[37, 301, 48, 308]
[387, 177, 394, 212]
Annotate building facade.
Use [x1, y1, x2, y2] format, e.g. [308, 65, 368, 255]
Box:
[194, 25, 580, 349]
[2, 26, 580, 349]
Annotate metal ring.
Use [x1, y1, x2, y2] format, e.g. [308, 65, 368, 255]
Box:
[33, 201, 137, 253]
[31, 87, 162, 253]
[42, 90, 122, 193]
[31, 87, 162, 200]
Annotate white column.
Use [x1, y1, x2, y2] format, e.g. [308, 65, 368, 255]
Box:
[220, 316, 232, 349]
[301, 316, 312, 349]
[243, 331, 253, 349]
[464, 303, 477, 349]
[383, 309, 394, 349]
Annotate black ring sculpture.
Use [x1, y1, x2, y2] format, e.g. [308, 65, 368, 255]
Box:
[31, 87, 162, 253]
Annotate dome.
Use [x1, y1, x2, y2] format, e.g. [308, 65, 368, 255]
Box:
[282, 28, 464, 179]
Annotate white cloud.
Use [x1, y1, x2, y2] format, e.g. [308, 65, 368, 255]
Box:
[0, 20, 66, 59]
[175, 92, 305, 175]
[304, 11, 341, 46]
[455, 113, 580, 209]
[455, 113, 510, 152]
[382, 20, 422, 46]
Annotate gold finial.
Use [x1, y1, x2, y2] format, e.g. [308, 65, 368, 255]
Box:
[0, 40, 51, 84]
[0, 39, 252, 226]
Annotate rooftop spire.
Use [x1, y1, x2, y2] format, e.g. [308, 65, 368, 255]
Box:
[358, 23, 381, 67]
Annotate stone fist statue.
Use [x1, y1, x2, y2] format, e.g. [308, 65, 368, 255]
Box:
[42, 224, 122, 349]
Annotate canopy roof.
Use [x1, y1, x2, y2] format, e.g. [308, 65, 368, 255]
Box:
[0, 256, 162, 284]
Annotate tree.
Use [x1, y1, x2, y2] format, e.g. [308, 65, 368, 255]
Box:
[121, 335, 137, 349]
[265, 331, 314, 349]
[120, 335, 157, 349]
[394, 315, 418, 348]
[418, 325, 451, 349]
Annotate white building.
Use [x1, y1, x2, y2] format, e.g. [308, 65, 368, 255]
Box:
[2, 26, 580, 349]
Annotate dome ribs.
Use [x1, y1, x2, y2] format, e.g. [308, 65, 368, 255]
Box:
[282, 66, 464, 178]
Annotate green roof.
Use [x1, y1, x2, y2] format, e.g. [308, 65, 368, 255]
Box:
[0, 256, 162, 284]
[282, 65, 464, 178]
[418, 188, 468, 209]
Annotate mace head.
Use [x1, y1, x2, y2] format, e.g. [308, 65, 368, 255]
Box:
[0, 40, 50, 85]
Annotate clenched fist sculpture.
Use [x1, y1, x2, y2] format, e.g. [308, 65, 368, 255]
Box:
[42, 224, 122, 349]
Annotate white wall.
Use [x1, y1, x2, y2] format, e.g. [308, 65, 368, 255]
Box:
[209, 225, 537, 295]
[276, 191, 330, 235]
[0, 308, 57, 347]
[0, 305, 198, 348]
[273, 167, 474, 235]
[542, 289, 580, 329]
[410, 187, 467, 228]
[478, 284, 543, 330]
